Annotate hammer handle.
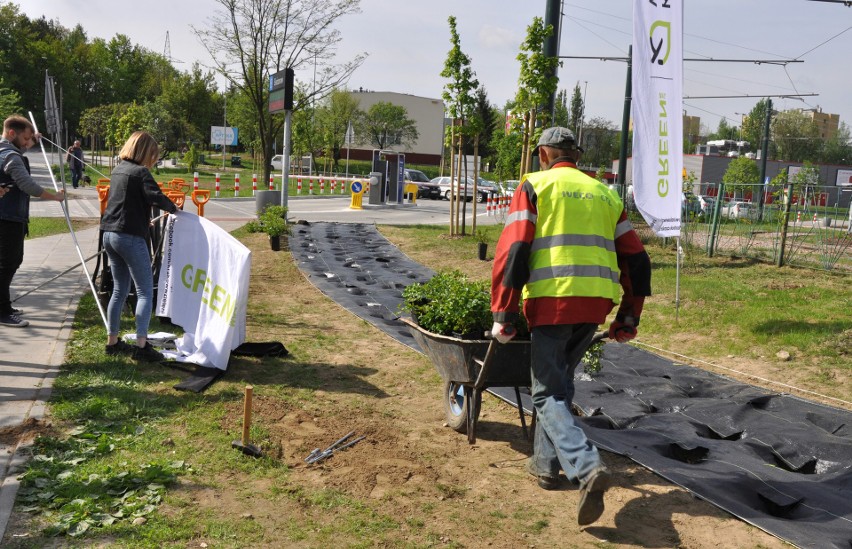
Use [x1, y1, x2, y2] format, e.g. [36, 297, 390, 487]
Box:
[242, 385, 253, 445]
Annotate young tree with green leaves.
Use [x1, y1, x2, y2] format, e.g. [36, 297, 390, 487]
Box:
[194, 0, 366, 184]
[441, 15, 479, 236]
[357, 102, 418, 151]
[567, 82, 583, 138]
[315, 89, 361, 173]
[513, 17, 559, 177]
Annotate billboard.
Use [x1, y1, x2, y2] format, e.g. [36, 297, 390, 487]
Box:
[835, 169, 852, 187]
[210, 126, 238, 146]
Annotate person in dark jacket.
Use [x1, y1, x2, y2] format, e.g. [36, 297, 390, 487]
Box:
[66, 140, 84, 189]
[0, 115, 65, 328]
[101, 131, 178, 361]
[491, 127, 652, 526]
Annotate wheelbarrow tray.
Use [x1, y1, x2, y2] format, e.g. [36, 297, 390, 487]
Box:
[400, 317, 531, 387]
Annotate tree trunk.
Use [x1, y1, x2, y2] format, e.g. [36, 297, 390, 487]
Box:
[449, 125, 456, 236]
[519, 111, 531, 180]
[472, 134, 479, 236]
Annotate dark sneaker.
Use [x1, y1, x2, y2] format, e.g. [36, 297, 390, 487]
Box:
[577, 466, 611, 526]
[10, 307, 23, 315]
[132, 342, 165, 362]
[105, 340, 134, 356]
[527, 459, 562, 491]
[0, 313, 29, 328]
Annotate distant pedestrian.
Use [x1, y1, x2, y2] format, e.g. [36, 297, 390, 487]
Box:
[101, 131, 178, 361]
[66, 139, 84, 189]
[0, 115, 66, 328]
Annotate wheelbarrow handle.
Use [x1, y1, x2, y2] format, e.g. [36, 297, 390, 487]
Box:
[474, 339, 499, 390]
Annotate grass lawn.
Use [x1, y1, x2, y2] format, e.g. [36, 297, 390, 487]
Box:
[2, 222, 848, 548]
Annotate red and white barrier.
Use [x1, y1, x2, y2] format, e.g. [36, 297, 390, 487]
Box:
[252, 174, 257, 196]
[193, 172, 199, 190]
[215, 173, 220, 198]
[297, 177, 302, 194]
[234, 174, 240, 196]
[320, 177, 325, 194]
[309, 178, 314, 194]
[268, 174, 274, 190]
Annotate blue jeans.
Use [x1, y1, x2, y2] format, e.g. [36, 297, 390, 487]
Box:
[529, 323, 600, 483]
[102, 232, 153, 338]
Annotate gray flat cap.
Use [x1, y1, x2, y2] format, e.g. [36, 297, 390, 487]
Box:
[532, 126, 584, 155]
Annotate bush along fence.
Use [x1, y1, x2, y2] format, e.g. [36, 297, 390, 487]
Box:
[628, 182, 852, 273]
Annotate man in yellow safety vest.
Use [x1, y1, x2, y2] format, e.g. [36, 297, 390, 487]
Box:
[490, 126, 651, 526]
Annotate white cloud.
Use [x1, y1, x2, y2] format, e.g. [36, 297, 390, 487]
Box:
[478, 25, 517, 50]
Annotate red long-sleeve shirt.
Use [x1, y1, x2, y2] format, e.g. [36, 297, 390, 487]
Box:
[491, 161, 651, 328]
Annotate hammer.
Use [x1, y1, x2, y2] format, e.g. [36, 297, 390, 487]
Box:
[232, 385, 262, 458]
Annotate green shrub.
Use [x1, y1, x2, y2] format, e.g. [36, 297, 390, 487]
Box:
[258, 205, 289, 237]
[401, 270, 529, 339]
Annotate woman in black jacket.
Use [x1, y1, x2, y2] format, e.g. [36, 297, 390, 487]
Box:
[101, 131, 178, 361]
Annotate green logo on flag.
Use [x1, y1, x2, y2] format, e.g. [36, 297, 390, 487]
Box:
[649, 21, 671, 65]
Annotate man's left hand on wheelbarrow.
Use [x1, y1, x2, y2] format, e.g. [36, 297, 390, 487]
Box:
[491, 322, 516, 344]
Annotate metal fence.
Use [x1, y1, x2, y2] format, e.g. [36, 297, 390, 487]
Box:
[628, 183, 852, 273]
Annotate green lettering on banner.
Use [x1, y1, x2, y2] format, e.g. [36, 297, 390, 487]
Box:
[210, 285, 225, 314]
[193, 268, 207, 294]
[657, 93, 669, 197]
[181, 264, 193, 288]
[178, 263, 238, 323]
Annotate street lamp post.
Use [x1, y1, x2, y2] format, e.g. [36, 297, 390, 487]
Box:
[222, 89, 228, 171]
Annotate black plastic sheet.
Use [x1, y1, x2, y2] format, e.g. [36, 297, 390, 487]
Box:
[290, 222, 852, 548]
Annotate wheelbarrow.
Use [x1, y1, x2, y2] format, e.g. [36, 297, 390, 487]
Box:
[401, 317, 607, 444]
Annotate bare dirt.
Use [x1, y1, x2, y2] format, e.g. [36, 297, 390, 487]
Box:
[204, 231, 791, 548]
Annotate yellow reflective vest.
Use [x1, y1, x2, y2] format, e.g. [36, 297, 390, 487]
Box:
[522, 167, 623, 304]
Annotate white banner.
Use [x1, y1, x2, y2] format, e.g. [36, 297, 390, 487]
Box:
[156, 212, 251, 370]
[210, 126, 238, 146]
[632, 0, 683, 237]
[835, 169, 852, 187]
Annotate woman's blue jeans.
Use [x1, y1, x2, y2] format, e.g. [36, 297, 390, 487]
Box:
[102, 231, 153, 339]
[529, 323, 601, 483]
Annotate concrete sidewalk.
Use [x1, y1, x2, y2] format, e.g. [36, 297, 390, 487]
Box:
[0, 225, 101, 537]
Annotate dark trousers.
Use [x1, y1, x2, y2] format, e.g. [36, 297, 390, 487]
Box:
[71, 168, 82, 188]
[0, 219, 26, 314]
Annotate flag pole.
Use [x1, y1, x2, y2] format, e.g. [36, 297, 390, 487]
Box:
[29, 111, 109, 330]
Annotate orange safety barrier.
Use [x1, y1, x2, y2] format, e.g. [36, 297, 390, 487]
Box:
[98, 178, 110, 184]
[96, 184, 110, 215]
[192, 190, 210, 217]
[166, 191, 186, 210]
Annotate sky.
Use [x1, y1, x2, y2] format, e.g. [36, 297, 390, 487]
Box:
[19, 0, 852, 137]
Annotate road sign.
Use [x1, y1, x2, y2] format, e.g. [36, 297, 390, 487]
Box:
[210, 126, 238, 146]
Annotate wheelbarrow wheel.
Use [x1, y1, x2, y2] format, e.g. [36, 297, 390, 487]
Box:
[444, 380, 480, 433]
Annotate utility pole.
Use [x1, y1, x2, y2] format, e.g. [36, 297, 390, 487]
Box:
[757, 98, 773, 221]
[617, 46, 632, 202]
[578, 80, 588, 148]
[543, 0, 562, 120]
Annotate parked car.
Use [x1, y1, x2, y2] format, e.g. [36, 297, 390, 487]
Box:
[270, 154, 284, 170]
[721, 200, 754, 219]
[682, 192, 701, 217]
[474, 179, 503, 203]
[697, 195, 716, 216]
[431, 176, 474, 201]
[501, 180, 520, 195]
[405, 169, 441, 200]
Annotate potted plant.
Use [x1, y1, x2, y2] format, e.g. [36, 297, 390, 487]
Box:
[475, 229, 489, 261]
[258, 205, 289, 251]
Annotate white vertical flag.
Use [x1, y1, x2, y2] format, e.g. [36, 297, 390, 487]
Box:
[632, 0, 683, 237]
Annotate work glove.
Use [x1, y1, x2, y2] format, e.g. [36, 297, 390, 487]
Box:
[490, 322, 516, 344]
[609, 316, 637, 343]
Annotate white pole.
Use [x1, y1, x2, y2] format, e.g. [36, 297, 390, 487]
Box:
[280, 109, 291, 219]
[675, 236, 682, 323]
[29, 111, 109, 330]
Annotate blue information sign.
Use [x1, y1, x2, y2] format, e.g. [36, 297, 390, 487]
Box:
[351, 181, 363, 194]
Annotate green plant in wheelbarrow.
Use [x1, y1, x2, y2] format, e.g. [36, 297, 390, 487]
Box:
[401, 269, 604, 368]
[400, 270, 528, 340]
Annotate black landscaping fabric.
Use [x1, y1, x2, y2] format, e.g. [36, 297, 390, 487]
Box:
[289, 222, 434, 347]
[290, 222, 852, 549]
